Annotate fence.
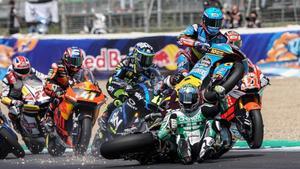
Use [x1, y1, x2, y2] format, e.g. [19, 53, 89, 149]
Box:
[0, 0, 299, 34]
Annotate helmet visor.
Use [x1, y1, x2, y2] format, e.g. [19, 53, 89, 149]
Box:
[15, 68, 30, 75]
[204, 16, 222, 28]
[179, 91, 198, 105]
[67, 56, 83, 67]
[138, 53, 154, 68]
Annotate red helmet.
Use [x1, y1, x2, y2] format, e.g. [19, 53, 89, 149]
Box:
[62, 47, 84, 73]
[12, 56, 31, 78]
[225, 30, 242, 48]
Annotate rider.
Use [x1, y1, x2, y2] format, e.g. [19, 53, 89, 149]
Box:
[100, 42, 162, 132]
[1, 56, 46, 133]
[165, 7, 227, 87]
[43, 46, 84, 130]
[158, 84, 227, 164]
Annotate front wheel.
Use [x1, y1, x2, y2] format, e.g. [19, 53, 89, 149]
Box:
[75, 117, 92, 155]
[246, 109, 264, 149]
[0, 128, 25, 158]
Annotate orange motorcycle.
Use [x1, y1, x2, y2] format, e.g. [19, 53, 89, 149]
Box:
[46, 69, 106, 156]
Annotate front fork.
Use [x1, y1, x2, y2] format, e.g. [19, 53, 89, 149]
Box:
[236, 96, 261, 139]
[71, 114, 79, 146]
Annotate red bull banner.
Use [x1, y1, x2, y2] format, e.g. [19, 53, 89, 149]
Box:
[0, 29, 299, 79]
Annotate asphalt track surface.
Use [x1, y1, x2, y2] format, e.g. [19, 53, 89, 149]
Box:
[1, 148, 300, 169]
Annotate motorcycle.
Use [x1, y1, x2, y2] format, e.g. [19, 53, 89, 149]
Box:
[15, 75, 50, 154]
[217, 59, 269, 149]
[91, 81, 162, 157]
[46, 69, 106, 156]
[0, 113, 25, 159]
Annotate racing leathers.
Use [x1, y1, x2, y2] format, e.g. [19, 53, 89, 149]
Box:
[1, 68, 46, 133]
[43, 62, 81, 129]
[166, 24, 227, 87]
[158, 103, 223, 164]
[101, 56, 162, 130]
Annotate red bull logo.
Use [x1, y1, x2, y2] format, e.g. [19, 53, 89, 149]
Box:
[154, 44, 180, 71]
[83, 48, 126, 71]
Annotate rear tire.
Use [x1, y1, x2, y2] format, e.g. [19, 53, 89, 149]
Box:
[75, 117, 92, 155]
[47, 135, 66, 157]
[247, 109, 264, 149]
[0, 128, 25, 158]
[25, 141, 44, 154]
[100, 132, 156, 159]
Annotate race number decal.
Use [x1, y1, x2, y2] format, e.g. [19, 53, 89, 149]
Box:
[80, 91, 97, 100]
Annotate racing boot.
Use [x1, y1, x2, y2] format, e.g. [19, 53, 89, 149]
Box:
[177, 138, 193, 165]
[99, 99, 123, 132]
[41, 102, 56, 134]
[198, 136, 216, 162]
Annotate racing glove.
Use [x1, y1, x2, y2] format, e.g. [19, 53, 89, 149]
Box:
[11, 100, 23, 107]
[194, 41, 210, 53]
[213, 85, 228, 112]
[169, 113, 178, 132]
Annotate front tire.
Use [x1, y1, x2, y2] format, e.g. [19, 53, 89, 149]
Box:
[75, 117, 92, 155]
[247, 109, 264, 149]
[0, 128, 25, 158]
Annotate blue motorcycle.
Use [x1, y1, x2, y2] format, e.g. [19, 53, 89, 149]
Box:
[0, 113, 25, 159]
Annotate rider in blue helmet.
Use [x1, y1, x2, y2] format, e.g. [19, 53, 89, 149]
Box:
[165, 7, 227, 87]
[92, 42, 163, 155]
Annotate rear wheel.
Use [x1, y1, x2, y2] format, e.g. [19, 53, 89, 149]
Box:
[247, 109, 264, 149]
[47, 135, 66, 156]
[100, 132, 156, 160]
[75, 117, 92, 155]
[25, 141, 45, 154]
[0, 128, 25, 158]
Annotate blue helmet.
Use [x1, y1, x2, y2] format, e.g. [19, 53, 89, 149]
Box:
[132, 42, 155, 68]
[203, 7, 223, 35]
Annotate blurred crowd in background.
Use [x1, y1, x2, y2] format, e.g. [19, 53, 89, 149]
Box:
[0, 0, 299, 35]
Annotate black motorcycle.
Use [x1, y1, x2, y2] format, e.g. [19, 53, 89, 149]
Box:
[0, 113, 25, 159]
